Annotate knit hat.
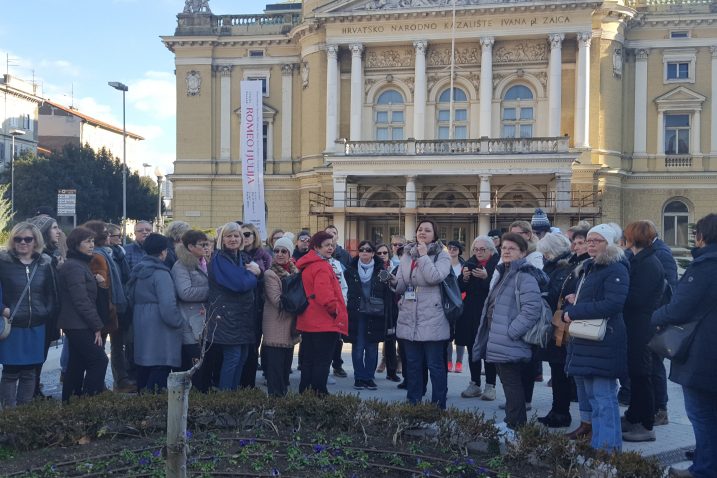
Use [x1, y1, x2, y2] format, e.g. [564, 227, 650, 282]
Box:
[488, 229, 502, 239]
[274, 233, 295, 256]
[588, 224, 618, 245]
[531, 208, 551, 232]
[447, 240, 464, 254]
[142, 233, 169, 256]
[28, 215, 56, 237]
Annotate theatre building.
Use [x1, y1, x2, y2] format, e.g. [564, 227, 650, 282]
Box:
[163, 0, 717, 250]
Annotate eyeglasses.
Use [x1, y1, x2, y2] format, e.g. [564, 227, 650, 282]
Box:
[196, 242, 211, 248]
[391, 243, 404, 248]
[109, 234, 121, 238]
[501, 246, 520, 252]
[273, 248, 289, 254]
[376, 251, 389, 255]
[472, 247, 488, 253]
[135, 229, 151, 234]
[242, 232, 254, 238]
[358, 247, 374, 253]
[586, 239, 607, 245]
[13, 236, 34, 244]
[299, 237, 310, 242]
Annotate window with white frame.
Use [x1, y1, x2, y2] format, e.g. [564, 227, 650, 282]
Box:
[663, 51, 695, 83]
[247, 76, 268, 95]
[664, 114, 690, 155]
[501, 85, 534, 138]
[663, 199, 689, 247]
[437, 87, 468, 139]
[666, 62, 689, 80]
[374, 89, 405, 140]
[244, 69, 271, 96]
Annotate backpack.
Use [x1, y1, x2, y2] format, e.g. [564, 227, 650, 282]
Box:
[280, 272, 310, 315]
[515, 272, 554, 349]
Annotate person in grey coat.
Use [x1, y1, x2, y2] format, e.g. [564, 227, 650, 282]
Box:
[171, 230, 210, 378]
[393, 220, 451, 409]
[126, 234, 183, 393]
[473, 232, 543, 429]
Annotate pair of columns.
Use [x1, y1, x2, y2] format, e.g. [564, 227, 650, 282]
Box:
[324, 33, 593, 151]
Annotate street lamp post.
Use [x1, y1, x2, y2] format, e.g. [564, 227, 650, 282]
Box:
[108, 81, 128, 244]
[155, 167, 164, 232]
[10, 129, 27, 218]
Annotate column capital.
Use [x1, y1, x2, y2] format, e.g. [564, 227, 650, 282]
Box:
[349, 43, 364, 56]
[413, 40, 428, 54]
[326, 44, 339, 58]
[218, 65, 233, 77]
[635, 48, 649, 61]
[577, 32, 592, 48]
[479, 174, 492, 181]
[480, 36, 495, 49]
[549, 33, 565, 50]
[334, 174, 347, 185]
[405, 175, 417, 182]
[281, 63, 294, 76]
[711, 45, 717, 58]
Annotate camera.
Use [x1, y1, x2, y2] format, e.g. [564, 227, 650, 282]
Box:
[378, 269, 392, 283]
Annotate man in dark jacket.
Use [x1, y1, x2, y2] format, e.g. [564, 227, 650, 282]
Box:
[652, 214, 717, 478]
[125, 221, 152, 271]
[292, 230, 311, 261]
[326, 225, 350, 268]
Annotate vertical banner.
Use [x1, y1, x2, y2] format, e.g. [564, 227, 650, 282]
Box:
[240, 80, 267, 240]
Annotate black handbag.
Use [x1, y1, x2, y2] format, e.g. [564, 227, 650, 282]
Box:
[362, 296, 385, 316]
[433, 255, 463, 326]
[647, 321, 700, 362]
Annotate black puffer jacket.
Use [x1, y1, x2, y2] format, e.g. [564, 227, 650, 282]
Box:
[455, 253, 498, 347]
[537, 252, 573, 363]
[0, 251, 58, 329]
[343, 256, 390, 344]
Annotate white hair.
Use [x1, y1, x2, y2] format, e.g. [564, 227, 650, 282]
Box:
[537, 232, 571, 260]
[471, 235, 497, 255]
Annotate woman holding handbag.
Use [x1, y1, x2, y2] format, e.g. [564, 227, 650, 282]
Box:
[562, 224, 629, 453]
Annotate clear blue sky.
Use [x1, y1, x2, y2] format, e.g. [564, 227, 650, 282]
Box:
[1, 0, 260, 176]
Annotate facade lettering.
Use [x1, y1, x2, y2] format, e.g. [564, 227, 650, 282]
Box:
[342, 25, 384, 34]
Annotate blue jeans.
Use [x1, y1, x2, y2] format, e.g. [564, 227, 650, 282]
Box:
[351, 316, 379, 382]
[683, 386, 717, 478]
[582, 376, 621, 452]
[574, 375, 593, 423]
[219, 344, 250, 391]
[403, 340, 448, 409]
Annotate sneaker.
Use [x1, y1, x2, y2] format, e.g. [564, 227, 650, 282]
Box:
[353, 380, 366, 390]
[621, 415, 637, 432]
[365, 379, 378, 390]
[537, 411, 572, 428]
[333, 367, 348, 378]
[447, 361, 453, 372]
[480, 384, 496, 401]
[461, 382, 482, 398]
[622, 423, 656, 442]
[654, 408, 669, 426]
[386, 374, 401, 383]
[327, 375, 336, 385]
[376, 358, 386, 374]
[495, 421, 517, 441]
[454, 362, 463, 373]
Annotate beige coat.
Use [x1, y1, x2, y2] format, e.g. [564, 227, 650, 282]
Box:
[170, 245, 209, 345]
[262, 265, 300, 348]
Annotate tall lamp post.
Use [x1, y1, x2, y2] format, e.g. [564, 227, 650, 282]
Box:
[155, 167, 164, 232]
[10, 129, 26, 218]
[108, 81, 128, 244]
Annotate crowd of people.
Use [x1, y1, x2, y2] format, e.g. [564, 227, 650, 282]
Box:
[0, 208, 715, 477]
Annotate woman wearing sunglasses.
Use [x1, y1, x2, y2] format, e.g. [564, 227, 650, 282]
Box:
[262, 233, 301, 396]
[0, 223, 58, 408]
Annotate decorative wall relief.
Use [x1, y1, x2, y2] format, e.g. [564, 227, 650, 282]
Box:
[493, 40, 548, 64]
[428, 47, 480, 66]
[365, 48, 414, 68]
[186, 70, 202, 96]
[613, 48, 623, 78]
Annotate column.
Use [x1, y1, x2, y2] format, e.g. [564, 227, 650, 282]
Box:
[555, 173, 572, 211]
[404, 176, 417, 240]
[280, 64, 293, 161]
[478, 175, 491, 235]
[657, 111, 665, 155]
[633, 49, 649, 155]
[333, 175, 347, 208]
[711, 47, 717, 154]
[479, 36, 494, 138]
[219, 65, 233, 160]
[574, 32, 592, 148]
[548, 34, 564, 137]
[349, 43, 364, 141]
[413, 41, 428, 140]
[325, 45, 339, 152]
[692, 110, 701, 155]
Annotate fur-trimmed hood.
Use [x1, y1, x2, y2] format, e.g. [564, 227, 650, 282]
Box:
[592, 244, 626, 266]
[175, 243, 201, 271]
[405, 241, 445, 259]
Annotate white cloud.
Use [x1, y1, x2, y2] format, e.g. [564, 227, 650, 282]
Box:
[38, 58, 81, 77]
[129, 71, 176, 121]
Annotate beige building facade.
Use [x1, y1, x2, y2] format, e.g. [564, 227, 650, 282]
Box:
[163, 0, 717, 250]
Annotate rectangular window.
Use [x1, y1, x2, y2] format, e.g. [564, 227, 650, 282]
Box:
[438, 126, 449, 139]
[666, 62, 689, 80]
[670, 31, 689, 38]
[502, 125, 516, 138]
[391, 128, 403, 140]
[391, 111, 404, 123]
[376, 111, 388, 123]
[376, 127, 389, 140]
[502, 108, 516, 121]
[455, 109, 467, 121]
[249, 50, 264, 57]
[247, 76, 267, 95]
[520, 124, 533, 138]
[438, 109, 450, 121]
[664, 114, 690, 154]
[520, 108, 533, 120]
[455, 126, 467, 140]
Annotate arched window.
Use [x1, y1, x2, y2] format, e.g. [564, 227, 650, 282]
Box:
[501, 85, 534, 138]
[437, 87, 468, 139]
[375, 89, 405, 140]
[663, 200, 690, 247]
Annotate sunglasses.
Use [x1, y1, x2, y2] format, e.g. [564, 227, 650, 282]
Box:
[273, 248, 289, 254]
[299, 237, 310, 242]
[376, 251, 389, 255]
[358, 247, 374, 253]
[14, 236, 34, 244]
[242, 232, 254, 238]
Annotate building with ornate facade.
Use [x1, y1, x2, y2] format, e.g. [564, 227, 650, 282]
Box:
[163, 0, 717, 250]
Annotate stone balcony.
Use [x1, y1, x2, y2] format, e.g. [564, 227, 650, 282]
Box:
[625, 0, 716, 13]
[175, 13, 302, 36]
[335, 137, 570, 157]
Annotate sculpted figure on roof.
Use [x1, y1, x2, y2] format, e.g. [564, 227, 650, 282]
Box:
[183, 0, 212, 14]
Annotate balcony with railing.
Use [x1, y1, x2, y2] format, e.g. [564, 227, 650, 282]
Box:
[625, 0, 715, 13]
[176, 13, 302, 36]
[335, 137, 570, 157]
[664, 155, 693, 168]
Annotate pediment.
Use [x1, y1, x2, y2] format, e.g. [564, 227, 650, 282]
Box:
[655, 86, 706, 105]
[234, 104, 278, 120]
[316, 0, 557, 15]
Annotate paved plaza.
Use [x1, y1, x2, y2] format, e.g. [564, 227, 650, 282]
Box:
[28, 339, 695, 473]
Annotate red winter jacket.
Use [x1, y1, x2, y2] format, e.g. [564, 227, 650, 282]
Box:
[295, 251, 348, 335]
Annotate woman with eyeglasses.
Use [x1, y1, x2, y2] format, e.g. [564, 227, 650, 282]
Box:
[374, 244, 401, 383]
[171, 230, 210, 387]
[473, 233, 545, 430]
[57, 227, 109, 402]
[207, 223, 261, 391]
[343, 241, 392, 390]
[458, 236, 499, 401]
[262, 233, 301, 396]
[0, 223, 58, 408]
[562, 224, 629, 452]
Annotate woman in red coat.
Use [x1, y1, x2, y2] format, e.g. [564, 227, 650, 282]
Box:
[295, 231, 348, 395]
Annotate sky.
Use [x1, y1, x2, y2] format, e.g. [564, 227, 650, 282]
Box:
[0, 0, 260, 177]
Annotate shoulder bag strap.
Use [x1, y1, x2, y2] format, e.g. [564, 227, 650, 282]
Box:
[8, 262, 40, 324]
